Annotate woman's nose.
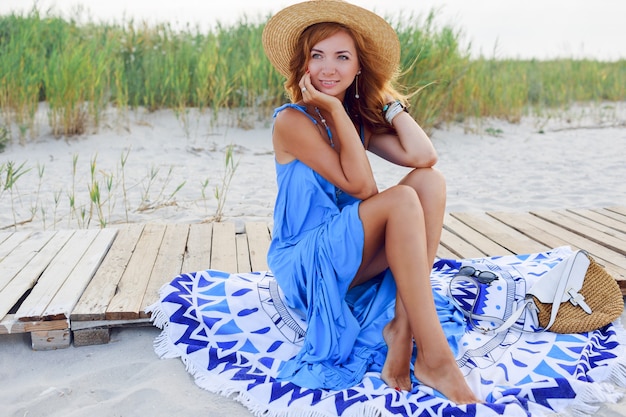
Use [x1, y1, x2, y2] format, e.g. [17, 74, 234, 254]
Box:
[321, 64, 336, 75]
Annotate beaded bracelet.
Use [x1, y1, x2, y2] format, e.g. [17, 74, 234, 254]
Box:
[382, 100, 407, 125]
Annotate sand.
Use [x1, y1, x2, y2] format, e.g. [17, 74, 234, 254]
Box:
[1, 102, 625, 416]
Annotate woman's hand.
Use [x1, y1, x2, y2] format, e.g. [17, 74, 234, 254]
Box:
[298, 72, 342, 113]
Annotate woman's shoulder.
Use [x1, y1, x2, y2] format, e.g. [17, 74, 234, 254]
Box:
[273, 103, 319, 134]
[272, 103, 319, 165]
[273, 103, 307, 118]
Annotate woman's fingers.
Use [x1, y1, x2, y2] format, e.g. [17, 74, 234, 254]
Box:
[300, 73, 313, 96]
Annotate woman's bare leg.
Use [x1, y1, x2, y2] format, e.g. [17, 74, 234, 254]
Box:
[356, 184, 478, 404]
[354, 168, 448, 392]
[398, 168, 475, 397]
[399, 167, 447, 266]
[380, 297, 413, 390]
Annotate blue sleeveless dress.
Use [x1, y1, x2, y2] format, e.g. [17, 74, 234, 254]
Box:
[267, 104, 463, 391]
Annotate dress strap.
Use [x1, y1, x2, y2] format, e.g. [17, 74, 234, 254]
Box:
[274, 103, 315, 123]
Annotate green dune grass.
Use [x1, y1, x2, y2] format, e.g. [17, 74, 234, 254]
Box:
[1, 7, 624, 142]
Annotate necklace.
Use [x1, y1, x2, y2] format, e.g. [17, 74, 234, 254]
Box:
[314, 107, 342, 201]
[314, 107, 334, 147]
[313, 107, 344, 201]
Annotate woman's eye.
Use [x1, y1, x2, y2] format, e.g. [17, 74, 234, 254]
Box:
[311, 53, 322, 59]
[338, 55, 349, 60]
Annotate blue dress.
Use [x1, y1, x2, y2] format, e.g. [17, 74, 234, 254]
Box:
[267, 104, 464, 391]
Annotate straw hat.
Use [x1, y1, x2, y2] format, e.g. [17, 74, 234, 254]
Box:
[262, 0, 400, 80]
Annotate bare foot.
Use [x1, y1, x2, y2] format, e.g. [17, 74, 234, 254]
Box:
[381, 319, 413, 391]
[413, 353, 480, 404]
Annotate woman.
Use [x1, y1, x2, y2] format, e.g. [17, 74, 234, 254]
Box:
[262, 0, 478, 404]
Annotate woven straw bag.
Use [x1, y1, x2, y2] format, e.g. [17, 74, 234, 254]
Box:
[532, 254, 624, 334]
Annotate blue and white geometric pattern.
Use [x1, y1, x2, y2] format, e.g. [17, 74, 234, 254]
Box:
[149, 247, 626, 417]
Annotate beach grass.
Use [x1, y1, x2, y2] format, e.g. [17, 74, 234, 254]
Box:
[0, 7, 625, 142]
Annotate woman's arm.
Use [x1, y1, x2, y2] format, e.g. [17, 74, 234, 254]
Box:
[273, 102, 378, 200]
[367, 111, 438, 168]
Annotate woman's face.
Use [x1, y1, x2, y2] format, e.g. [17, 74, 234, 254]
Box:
[307, 30, 360, 101]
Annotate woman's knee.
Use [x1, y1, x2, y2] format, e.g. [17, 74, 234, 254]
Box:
[360, 185, 420, 221]
[387, 184, 422, 211]
[402, 167, 446, 191]
[401, 168, 446, 202]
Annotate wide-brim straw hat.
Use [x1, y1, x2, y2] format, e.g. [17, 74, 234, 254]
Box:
[262, 0, 400, 80]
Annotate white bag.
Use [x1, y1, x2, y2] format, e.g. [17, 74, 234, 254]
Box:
[526, 249, 592, 330]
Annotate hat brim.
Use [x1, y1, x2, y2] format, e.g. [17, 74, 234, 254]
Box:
[262, 0, 400, 79]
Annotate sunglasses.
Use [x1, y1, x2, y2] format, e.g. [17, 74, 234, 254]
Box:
[455, 266, 499, 285]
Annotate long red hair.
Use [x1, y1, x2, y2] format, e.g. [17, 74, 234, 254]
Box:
[285, 22, 406, 135]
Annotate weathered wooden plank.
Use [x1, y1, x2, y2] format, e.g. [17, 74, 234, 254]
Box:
[488, 211, 571, 247]
[182, 223, 212, 273]
[436, 243, 458, 260]
[562, 208, 626, 239]
[531, 210, 626, 256]
[105, 224, 166, 320]
[236, 234, 252, 273]
[492, 211, 626, 267]
[439, 227, 488, 259]
[31, 329, 71, 350]
[139, 223, 189, 318]
[591, 208, 626, 225]
[42, 228, 118, 320]
[0, 231, 13, 246]
[0, 231, 74, 321]
[246, 222, 271, 271]
[71, 317, 150, 330]
[454, 212, 550, 255]
[443, 213, 512, 256]
[210, 222, 237, 272]
[489, 211, 626, 287]
[451, 213, 526, 256]
[73, 328, 110, 347]
[607, 206, 626, 217]
[71, 224, 145, 321]
[15, 230, 99, 321]
[570, 208, 626, 234]
[0, 231, 55, 293]
[0, 313, 69, 335]
[0, 231, 31, 261]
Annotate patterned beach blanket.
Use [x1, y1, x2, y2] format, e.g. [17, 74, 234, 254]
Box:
[148, 247, 626, 417]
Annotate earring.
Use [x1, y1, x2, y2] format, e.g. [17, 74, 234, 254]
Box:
[355, 70, 361, 99]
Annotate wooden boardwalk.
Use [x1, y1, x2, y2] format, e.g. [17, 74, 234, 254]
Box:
[1, 207, 625, 350]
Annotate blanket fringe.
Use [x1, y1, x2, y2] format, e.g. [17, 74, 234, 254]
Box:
[609, 362, 626, 388]
[145, 282, 172, 329]
[233, 391, 390, 417]
[606, 317, 626, 389]
[194, 369, 392, 417]
[145, 301, 168, 329]
[565, 381, 624, 417]
[564, 316, 626, 417]
[146, 300, 185, 360]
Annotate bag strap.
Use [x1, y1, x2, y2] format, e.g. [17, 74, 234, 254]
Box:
[540, 250, 592, 330]
[448, 275, 538, 334]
